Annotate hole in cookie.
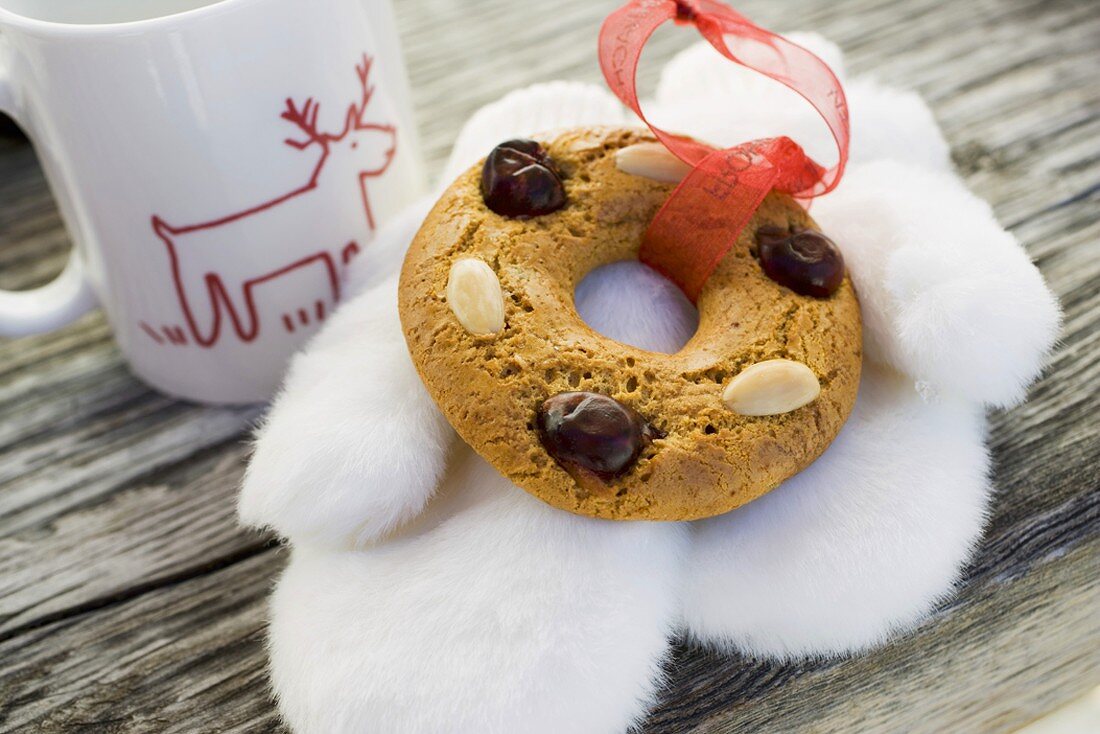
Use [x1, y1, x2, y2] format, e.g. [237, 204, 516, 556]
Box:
[704, 424, 717, 435]
[574, 261, 697, 354]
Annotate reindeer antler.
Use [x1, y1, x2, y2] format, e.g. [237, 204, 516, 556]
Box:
[348, 54, 378, 131]
[356, 55, 374, 98]
[281, 54, 389, 146]
[281, 96, 325, 150]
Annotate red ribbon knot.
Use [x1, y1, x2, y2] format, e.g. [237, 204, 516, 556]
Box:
[674, 0, 699, 24]
[598, 0, 850, 302]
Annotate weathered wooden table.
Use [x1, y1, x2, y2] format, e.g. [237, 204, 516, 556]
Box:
[1, 0, 1097, 731]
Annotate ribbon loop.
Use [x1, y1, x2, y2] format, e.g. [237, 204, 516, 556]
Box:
[598, 0, 849, 301]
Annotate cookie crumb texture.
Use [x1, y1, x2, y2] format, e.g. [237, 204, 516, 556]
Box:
[399, 127, 862, 520]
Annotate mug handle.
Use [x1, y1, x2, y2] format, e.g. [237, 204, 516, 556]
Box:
[0, 41, 97, 338]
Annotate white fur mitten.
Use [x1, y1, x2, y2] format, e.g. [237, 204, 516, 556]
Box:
[239, 205, 454, 550]
[241, 33, 1060, 734]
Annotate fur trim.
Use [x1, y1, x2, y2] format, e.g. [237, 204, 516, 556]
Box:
[269, 452, 687, 734]
[242, 33, 1060, 733]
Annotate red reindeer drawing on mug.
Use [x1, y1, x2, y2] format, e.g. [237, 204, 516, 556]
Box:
[143, 55, 396, 347]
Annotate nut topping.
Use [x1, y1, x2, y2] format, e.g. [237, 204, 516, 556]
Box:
[722, 359, 821, 416]
[446, 258, 506, 335]
[614, 142, 693, 183]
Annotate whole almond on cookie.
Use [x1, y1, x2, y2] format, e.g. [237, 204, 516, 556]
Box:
[614, 142, 693, 183]
[447, 258, 505, 335]
[722, 359, 821, 416]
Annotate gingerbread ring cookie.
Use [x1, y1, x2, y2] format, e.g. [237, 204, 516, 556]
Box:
[399, 127, 861, 520]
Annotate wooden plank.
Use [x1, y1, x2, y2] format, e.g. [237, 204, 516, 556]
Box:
[0, 144, 70, 291]
[0, 441, 265, 637]
[0, 0, 1096, 731]
[0, 552, 283, 733]
[646, 547, 1099, 734]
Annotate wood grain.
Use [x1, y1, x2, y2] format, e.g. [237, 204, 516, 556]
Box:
[0, 0, 1097, 731]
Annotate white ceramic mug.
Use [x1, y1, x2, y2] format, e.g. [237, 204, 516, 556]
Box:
[0, 0, 425, 403]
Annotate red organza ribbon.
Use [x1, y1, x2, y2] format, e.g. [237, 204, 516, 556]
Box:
[599, 0, 850, 302]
